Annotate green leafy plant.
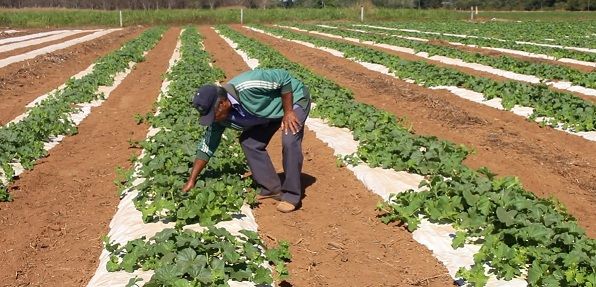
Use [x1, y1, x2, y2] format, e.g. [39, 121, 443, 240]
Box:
[104, 27, 290, 287]
[355, 22, 596, 62]
[104, 227, 291, 286]
[0, 26, 167, 201]
[0, 183, 11, 202]
[115, 27, 254, 227]
[304, 23, 596, 89]
[257, 24, 596, 132]
[216, 25, 596, 287]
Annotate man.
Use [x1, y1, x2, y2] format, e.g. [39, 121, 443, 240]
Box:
[182, 68, 311, 213]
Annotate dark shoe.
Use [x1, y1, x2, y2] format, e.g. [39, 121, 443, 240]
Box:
[276, 201, 297, 213]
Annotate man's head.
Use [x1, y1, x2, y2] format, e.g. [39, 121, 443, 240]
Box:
[192, 85, 231, 126]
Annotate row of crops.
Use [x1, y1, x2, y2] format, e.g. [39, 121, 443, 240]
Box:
[250, 24, 596, 135]
[357, 21, 595, 49]
[339, 22, 596, 63]
[0, 26, 167, 202]
[93, 27, 290, 286]
[214, 25, 595, 286]
[297, 23, 596, 90]
[1, 22, 594, 287]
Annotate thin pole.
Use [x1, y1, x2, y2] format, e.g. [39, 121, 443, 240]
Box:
[119, 10, 123, 27]
[241, 8, 244, 24]
[360, 6, 364, 22]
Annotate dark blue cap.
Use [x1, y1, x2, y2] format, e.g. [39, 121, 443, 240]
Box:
[192, 85, 223, 126]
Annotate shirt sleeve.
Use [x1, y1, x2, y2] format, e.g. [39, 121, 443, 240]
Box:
[195, 123, 226, 161]
[276, 69, 293, 95]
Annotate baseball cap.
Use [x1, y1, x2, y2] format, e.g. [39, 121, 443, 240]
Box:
[191, 85, 225, 126]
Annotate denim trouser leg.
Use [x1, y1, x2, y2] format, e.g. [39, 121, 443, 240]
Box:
[240, 121, 282, 195]
[279, 105, 308, 205]
[240, 104, 310, 205]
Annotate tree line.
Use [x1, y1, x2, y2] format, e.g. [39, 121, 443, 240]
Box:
[0, 0, 592, 10]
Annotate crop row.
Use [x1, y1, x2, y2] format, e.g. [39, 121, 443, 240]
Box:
[359, 21, 595, 49]
[0, 29, 121, 69]
[297, 23, 595, 90]
[348, 22, 596, 62]
[0, 26, 167, 202]
[99, 27, 289, 286]
[215, 25, 596, 287]
[253, 24, 596, 133]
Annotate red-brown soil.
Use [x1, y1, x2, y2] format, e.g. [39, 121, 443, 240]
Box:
[0, 30, 96, 59]
[0, 27, 180, 287]
[0, 23, 591, 287]
[285, 27, 596, 104]
[0, 27, 144, 125]
[234, 25, 596, 237]
[0, 29, 48, 40]
[429, 39, 595, 73]
[200, 26, 454, 286]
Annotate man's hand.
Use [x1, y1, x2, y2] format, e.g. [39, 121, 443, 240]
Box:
[281, 110, 300, 135]
[182, 180, 196, 193]
[280, 92, 299, 135]
[183, 159, 208, 193]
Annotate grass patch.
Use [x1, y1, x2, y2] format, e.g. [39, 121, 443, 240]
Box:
[1, 8, 594, 28]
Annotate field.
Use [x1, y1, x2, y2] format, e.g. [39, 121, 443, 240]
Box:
[0, 12, 595, 287]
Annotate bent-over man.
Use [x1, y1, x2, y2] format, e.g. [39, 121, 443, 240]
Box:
[182, 68, 311, 213]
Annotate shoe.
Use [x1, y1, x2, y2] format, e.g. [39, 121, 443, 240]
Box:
[256, 192, 281, 201]
[276, 201, 297, 213]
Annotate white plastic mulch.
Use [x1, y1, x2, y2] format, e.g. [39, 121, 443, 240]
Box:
[215, 27, 527, 287]
[0, 29, 120, 68]
[0, 29, 19, 34]
[0, 30, 94, 53]
[0, 48, 140, 186]
[6, 64, 96, 125]
[281, 25, 596, 97]
[353, 24, 596, 58]
[86, 31, 268, 287]
[0, 30, 68, 45]
[249, 26, 596, 142]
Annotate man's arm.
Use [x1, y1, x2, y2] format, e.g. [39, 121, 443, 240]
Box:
[281, 92, 300, 135]
[182, 159, 208, 192]
[276, 70, 301, 134]
[182, 123, 225, 192]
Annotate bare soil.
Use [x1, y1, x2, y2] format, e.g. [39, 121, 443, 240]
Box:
[234, 25, 596, 237]
[200, 26, 455, 286]
[0, 27, 180, 287]
[288, 28, 596, 103]
[0, 27, 144, 125]
[429, 39, 595, 73]
[0, 30, 96, 59]
[0, 23, 592, 287]
[0, 29, 49, 40]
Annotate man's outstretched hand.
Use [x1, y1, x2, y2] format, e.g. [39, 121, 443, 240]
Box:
[282, 110, 300, 135]
[183, 159, 208, 192]
[182, 180, 196, 193]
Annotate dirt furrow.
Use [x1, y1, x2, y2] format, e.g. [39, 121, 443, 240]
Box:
[0, 29, 48, 40]
[0, 30, 96, 59]
[199, 26, 454, 286]
[284, 27, 596, 103]
[0, 27, 180, 287]
[0, 27, 144, 125]
[234, 25, 596, 237]
[431, 39, 595, 73]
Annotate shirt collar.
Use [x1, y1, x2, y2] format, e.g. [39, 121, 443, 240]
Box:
[227, 93, 245, 117]
[227, 93, 239, 106]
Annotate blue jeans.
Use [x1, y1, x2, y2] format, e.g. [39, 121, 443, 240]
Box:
[239, 102, 310, 205]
